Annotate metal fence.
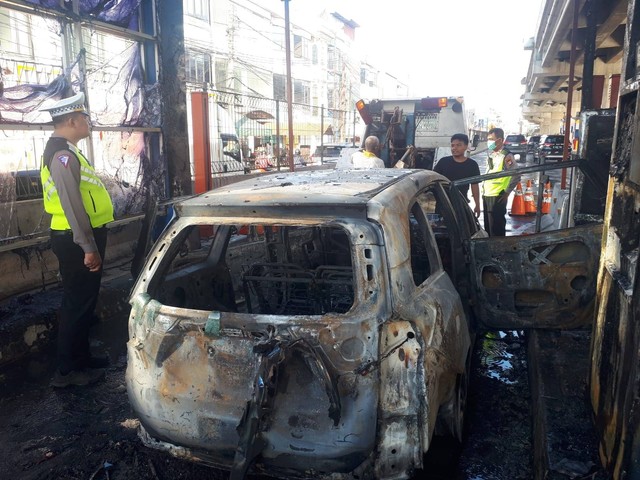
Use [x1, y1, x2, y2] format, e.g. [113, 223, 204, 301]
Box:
[188, 87, 363, 172]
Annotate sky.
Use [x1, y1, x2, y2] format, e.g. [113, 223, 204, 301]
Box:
[285, 0, 545, 132]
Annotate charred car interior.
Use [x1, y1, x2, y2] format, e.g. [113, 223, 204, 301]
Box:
[154, 224, 355, 316]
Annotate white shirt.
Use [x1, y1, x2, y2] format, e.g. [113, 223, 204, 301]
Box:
[350, 151, 386, 169]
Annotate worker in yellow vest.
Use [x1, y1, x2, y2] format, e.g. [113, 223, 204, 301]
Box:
[40, 92, 114, 388]
[481, 127, 519, 236]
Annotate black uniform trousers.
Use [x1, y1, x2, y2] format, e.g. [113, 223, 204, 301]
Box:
[50, 227, 108, 374]
[482, 191, 508, 237]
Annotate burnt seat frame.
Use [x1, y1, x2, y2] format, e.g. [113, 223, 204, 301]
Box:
[242, 263, 354, 315]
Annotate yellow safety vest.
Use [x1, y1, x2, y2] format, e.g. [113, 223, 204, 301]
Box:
[482, 150, 511, 197]
[41, 143, 114, 231]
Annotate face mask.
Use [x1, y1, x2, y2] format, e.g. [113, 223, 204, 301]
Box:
[487, 140, 497, 151]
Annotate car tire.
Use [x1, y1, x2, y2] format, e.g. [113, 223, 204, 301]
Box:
[436, 349, 471, 443]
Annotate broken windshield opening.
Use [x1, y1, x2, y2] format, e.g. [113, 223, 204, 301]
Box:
[151, 223, 355, 315]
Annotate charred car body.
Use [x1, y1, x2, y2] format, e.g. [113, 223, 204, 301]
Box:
[126, 169, 601, 479]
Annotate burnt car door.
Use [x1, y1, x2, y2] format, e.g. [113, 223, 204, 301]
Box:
[466, 223, 602, 330]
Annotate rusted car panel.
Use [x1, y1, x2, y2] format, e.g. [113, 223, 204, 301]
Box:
[125, 169, 478, 478]
[468, 223, 602, 330]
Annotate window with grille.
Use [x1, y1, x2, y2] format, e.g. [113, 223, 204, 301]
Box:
[415, 112, 439, 135]
[185, 0, 210, 22]
[293, 35, 308, 59]
[186, 51, 211, 83]
[294, 80, 310, 104]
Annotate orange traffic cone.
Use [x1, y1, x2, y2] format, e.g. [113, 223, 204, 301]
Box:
[541, 181, 552, 214]
[509, 182, 526, 216]
[524, 179, 537, 215]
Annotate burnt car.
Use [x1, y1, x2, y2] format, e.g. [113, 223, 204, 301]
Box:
[126, 169, 601, 479]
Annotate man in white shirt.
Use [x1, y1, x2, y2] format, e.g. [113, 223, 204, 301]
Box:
[346, 136, 386, 169]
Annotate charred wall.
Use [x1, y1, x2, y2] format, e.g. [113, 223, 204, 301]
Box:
[590, 1, 640, 476]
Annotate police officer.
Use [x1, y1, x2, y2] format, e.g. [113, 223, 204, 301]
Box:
[481, 127, 519, 236]
[41, 92, 114, 387]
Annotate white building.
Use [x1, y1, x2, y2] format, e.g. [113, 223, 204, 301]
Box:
[182, 0, 408, 148]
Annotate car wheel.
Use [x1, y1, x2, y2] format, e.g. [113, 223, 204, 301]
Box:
[437, 349, 471, 443]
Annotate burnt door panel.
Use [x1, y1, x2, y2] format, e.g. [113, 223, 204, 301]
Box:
[469, 223, 602, 330]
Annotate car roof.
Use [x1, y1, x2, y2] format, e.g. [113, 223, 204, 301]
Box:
[175, 169, 445, 219]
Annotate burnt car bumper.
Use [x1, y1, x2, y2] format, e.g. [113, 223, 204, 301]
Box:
[126, 294, 429, 479]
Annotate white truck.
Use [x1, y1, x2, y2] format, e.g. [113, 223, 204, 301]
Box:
[355, 96, 470, 169]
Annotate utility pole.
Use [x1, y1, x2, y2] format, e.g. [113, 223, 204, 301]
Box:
[228, 3, 237, 91]
[282, 0, 294, 171]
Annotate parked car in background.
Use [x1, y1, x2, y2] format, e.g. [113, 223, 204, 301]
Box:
[527, 135, 541, 157]
[126, 168, 601, 479]
[309, 144, 349, 164]
[538, 134, 567, 162]
[503, 134, 528, 162]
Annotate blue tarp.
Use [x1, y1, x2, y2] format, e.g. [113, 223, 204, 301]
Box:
[23, 0, 141, 29]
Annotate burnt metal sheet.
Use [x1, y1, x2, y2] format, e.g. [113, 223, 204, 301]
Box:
[469, 223, 602, 330]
